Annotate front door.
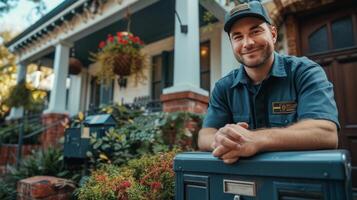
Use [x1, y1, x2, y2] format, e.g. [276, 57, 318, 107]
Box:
[299, 4, 357, 188]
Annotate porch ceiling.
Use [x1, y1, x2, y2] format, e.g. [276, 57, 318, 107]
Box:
[74, 0, 174, 66]
[73, 0, 217, 67]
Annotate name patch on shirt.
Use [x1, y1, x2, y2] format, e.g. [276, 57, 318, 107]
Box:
[272, 101, 297, 114]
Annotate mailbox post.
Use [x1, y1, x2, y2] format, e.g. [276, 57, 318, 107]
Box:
[174, 150, 352, 200]
[64, 114, 116, 159]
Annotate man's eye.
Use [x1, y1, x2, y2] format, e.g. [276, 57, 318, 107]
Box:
[233, 35, 243, 41]
[251, 30, 263, 35]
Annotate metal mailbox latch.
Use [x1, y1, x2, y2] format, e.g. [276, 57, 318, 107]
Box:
[223, 179, 256, 197]
[233, 195, 241, 200]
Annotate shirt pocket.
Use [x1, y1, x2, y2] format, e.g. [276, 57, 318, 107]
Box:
[269, 114, 296, 127]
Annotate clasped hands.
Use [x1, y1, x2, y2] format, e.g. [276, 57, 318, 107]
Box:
[211, 122, 261, 164]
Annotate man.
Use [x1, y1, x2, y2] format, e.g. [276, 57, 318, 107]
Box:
[198, 1, 339, 164]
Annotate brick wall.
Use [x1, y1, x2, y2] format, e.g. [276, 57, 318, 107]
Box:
[160, 91, 209, 114]
[41, 113, 69, 149]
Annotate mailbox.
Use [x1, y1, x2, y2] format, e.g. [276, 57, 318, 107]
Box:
[64, 114, 116, 159]
[174, 150, 352, 200]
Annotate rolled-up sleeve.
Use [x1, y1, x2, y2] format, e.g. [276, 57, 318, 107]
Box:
[203, 82, 232, 129]
[296, 64, 340, 129]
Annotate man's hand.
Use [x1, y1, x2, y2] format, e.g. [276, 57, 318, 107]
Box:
[211, 122, 262, 164]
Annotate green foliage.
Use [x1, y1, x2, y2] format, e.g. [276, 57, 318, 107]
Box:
[0, 180, 16, 200]
[77, 150, 179, 200]
[5, 81, 34, 109]
[87, 109, 203, 168]
[4, 147, 80, 194]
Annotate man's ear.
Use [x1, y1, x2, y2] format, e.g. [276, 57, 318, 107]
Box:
[270, 25, 278, 44]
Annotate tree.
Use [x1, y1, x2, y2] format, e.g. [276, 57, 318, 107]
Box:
[0, 0, 46, 16]
[0, 30, 17, 118]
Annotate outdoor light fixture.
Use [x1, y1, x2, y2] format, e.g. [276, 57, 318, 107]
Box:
[175, 10, 188, 34]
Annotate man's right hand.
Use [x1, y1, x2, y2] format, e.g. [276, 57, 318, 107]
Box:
[211, 122, 249, 164]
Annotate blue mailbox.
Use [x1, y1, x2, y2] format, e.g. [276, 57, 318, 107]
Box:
[174, 150, 352, 200]
[64, 114, 116, 159]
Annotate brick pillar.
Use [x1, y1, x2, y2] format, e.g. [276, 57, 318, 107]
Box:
[41, 113, 69, 149]
[17, 176, 75, 200]
[285, 15, 299, 55]
[160, 91, 209, 114]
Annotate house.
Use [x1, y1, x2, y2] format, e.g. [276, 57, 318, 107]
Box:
[5, 0, 357, 189]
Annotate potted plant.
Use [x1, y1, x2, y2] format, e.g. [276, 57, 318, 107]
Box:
[91, 32, 147, 85]
[5, 81, 32, 109]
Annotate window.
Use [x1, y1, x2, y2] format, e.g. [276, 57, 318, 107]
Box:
[308, 25, 329, 54]
[151, 55, 162, 100]
[305, 15, 356, 55]
[151, 51, 174, 100]
[200, 41, 211, 92]
[332, 17, 355, 49]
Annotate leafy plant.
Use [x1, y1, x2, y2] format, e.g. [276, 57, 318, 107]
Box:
[87, 111, 202, 168]
[4, 147, 81, 196]
[77, 150, 179, 200]
[0, 180, 16, 200]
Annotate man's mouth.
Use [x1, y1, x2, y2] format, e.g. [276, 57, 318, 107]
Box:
[242, 48, 261, 55]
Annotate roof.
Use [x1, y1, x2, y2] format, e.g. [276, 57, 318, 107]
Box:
[5, 0, 77, 47]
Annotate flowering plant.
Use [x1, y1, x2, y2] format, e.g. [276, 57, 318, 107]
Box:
[91, 32, 147, 85]
[77, 150, 178, 200]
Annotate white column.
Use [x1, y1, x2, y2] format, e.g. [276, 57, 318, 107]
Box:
[163, 0, 208, 96]
[6, 62, 27, 120]
[44, 41, 71, 114]
[221, 30, 239, 77]
[67, 74, 82, 116]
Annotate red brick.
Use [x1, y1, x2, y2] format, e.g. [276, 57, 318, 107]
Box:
[41, 113, 69, 149]
[17, 176, 75, 200]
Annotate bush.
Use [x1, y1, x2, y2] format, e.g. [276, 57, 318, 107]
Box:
[4, 147, 80, 197]
[77, 150, 178, 200]
[87, 111, 202, 168]
[0, 181, 16, 200]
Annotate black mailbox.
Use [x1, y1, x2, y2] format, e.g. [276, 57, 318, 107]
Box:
[64, 114, 116, 159]
[175, 150, 353, 200]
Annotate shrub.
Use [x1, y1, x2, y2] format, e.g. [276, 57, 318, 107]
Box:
[87, 111, 202, 168]
[0, 181, 16, 200]
[77, 150, 178, 200]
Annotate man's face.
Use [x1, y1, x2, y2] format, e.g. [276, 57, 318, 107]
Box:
[229, 17, 277, 68]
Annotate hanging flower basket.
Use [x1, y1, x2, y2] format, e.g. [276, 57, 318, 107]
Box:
[68, 57, 83, 75]
[91, 32, 147, 85]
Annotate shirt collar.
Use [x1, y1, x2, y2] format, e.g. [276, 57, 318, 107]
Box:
[231, 52, 287, 88]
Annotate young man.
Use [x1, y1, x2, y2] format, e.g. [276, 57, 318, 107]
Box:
[198, 1, 339, 164]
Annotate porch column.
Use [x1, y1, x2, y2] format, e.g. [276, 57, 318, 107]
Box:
[6, 62, 27, 120]
[161, 0, 209, 114]
[44, 41, 71, 114]
[67, 74, 83, 116]
[221, 30, 239, 77]
[41, 41, 70, 148]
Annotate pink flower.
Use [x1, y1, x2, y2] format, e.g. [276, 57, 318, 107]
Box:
[150, 182, 161, 190]
[99, 41, 106, 48]
[120, 181, 132, 188]
[107, 34, 114, 43]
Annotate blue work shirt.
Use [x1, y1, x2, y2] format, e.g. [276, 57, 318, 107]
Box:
[203, 52, 340, 130]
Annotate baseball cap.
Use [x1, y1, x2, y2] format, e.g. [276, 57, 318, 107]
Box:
[224, 1, 272, 33]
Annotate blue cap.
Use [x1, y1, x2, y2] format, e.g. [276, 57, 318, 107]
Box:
[224, 1, 272, 33]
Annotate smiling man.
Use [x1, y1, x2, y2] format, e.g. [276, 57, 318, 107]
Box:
[198, 1, 339, 164]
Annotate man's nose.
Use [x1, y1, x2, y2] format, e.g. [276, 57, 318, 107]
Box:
[242, 36, 254, 49]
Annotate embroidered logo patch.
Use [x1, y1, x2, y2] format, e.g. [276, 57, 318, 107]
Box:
[230, 3, 250, 16]
[272, 101, 297, 114]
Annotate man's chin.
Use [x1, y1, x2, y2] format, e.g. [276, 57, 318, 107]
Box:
[242, 59, 264, 68]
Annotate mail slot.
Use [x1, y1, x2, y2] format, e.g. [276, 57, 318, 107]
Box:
[174, 150, 352, 200]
